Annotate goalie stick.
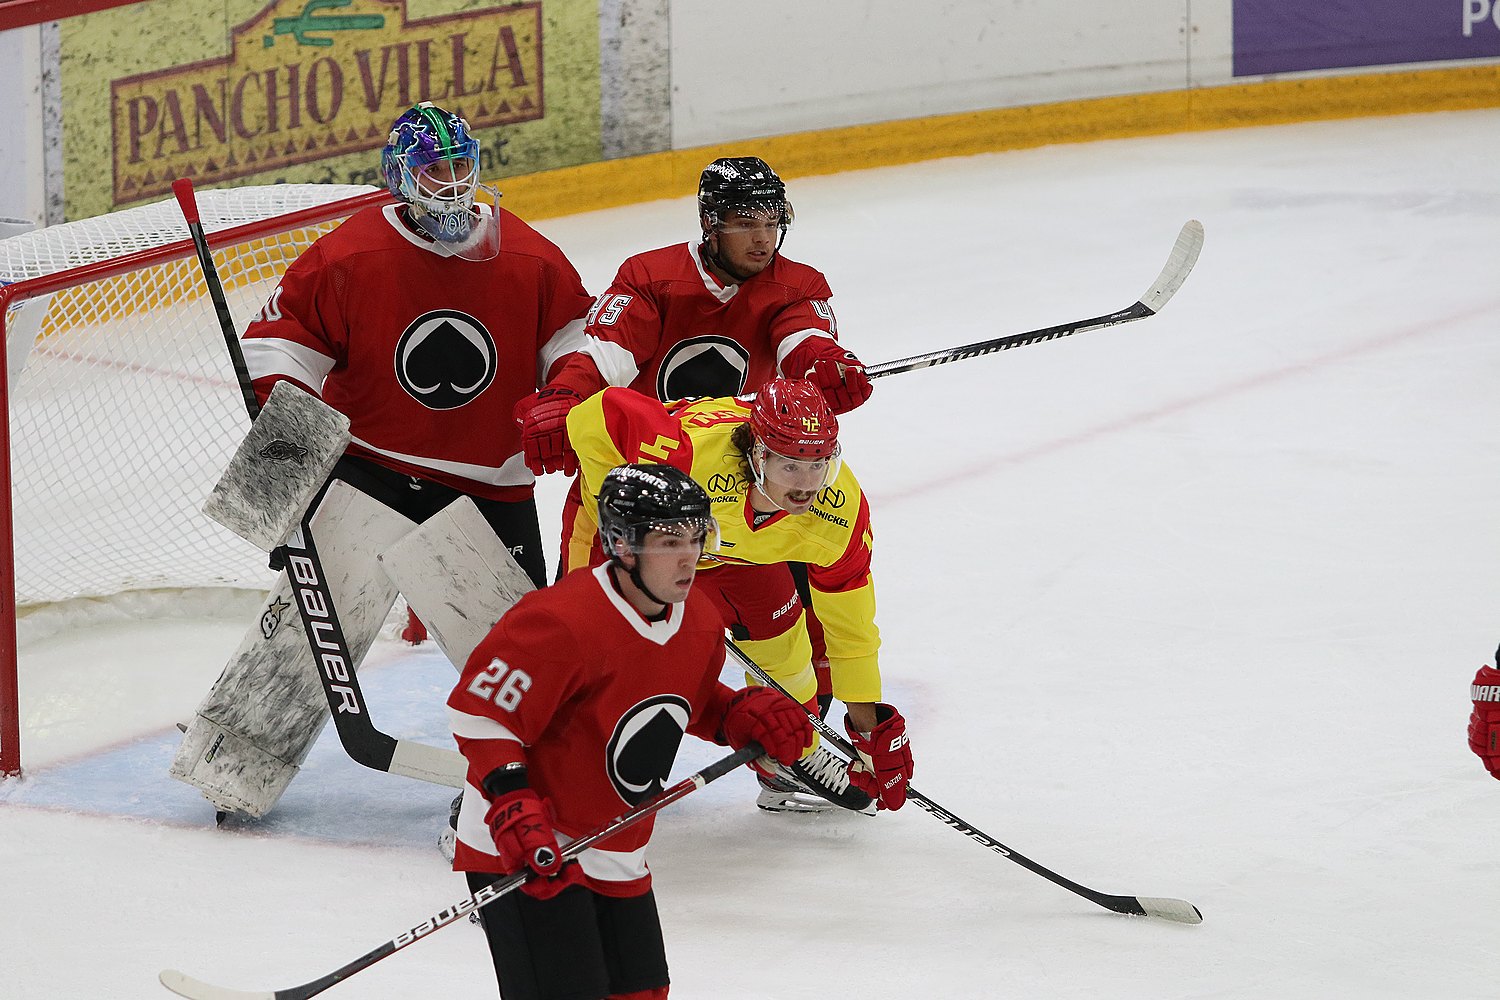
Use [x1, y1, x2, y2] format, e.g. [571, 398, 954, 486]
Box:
[724, 639, 1203, 924]
[172, 178, 457, 788]
[866, 219, 1203, 379]
[157, 743, 763, 1000]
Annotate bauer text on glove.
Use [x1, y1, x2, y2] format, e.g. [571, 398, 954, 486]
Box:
[783, 340, 872, 414]
[484, 786, 585, 899]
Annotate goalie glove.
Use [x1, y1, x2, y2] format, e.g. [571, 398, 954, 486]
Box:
[514, 387, 583, 477]
[783, 339, 872, 414]
[845, 703, 913, 811]
[1469, 664, 1500, 781]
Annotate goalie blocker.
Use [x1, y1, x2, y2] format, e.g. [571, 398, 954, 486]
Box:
[202, 379, 351, 551]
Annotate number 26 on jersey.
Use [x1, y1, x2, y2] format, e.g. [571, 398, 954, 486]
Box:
[467, 658, 532, 712]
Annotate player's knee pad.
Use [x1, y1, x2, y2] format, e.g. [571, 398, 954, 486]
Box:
[170, 480, 416, 817]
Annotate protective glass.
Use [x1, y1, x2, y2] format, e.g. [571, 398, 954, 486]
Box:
[634, 517, 721, 555]
[710, 202, 793, 239]
[753, 443, 841, 494]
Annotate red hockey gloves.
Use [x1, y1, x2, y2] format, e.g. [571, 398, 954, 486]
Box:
[514, 387, 583, 477]
[719, 686, 813, 766]
[484, 789, 584, 899]
[783, 340, 872, 414]
[807, 356, 873, 414]
[845, 704, 913, 811]
[1469, 664, 1500, 780]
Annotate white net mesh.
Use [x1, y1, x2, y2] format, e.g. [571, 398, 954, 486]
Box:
[1, 184, 383, 607]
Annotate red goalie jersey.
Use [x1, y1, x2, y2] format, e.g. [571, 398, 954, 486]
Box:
[446, 563, 736, 897]
[240, 202, 593, 501]
[549, 240, 842, 402]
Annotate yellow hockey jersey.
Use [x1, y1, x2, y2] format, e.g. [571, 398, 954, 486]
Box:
[565, 388, 882, 702]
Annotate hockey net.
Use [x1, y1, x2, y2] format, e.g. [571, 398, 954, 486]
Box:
[0, 184, 389, 773]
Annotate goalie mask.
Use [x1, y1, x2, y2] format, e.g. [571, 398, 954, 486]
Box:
[382, 102, 500, 261]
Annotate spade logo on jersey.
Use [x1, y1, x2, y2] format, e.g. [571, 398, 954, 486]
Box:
[605, 694, 692, 806]
[656, 336, 751, 401]
[394, 310, 497, 410]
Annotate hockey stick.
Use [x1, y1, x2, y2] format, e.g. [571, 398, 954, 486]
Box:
[158, 742, 763, 1000]
[173, 180, 263, 419]
[172, 179, 459, 788]
[724, 639, 1202, 924]
[865, 220, 1203, 379]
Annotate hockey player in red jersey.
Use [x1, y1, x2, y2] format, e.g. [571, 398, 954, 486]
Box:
[239, 101, 593, 585]
[562, 379, 915, 816]
[514, 155, 874, 743]
[514, 154, 872, 475]
[449, 464, 812, 1000]
[170, 102, 595, 821]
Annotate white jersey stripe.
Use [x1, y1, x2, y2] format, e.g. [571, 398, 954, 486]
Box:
[580, 335, 641, 389]
[775, 328, 837, 375]
[349, 434, 534, 487]
[448, 706, 524, 743]
[455, 781, 651, 883]
[538, 316, 588, 385]
[241, 337, 335, 389]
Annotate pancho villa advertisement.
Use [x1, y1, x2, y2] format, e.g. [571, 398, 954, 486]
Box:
[59, 0, 600, 220]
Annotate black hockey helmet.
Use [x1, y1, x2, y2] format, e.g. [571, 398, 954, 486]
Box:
[598, 464, 718, 558]
[697, 156, 793, 234]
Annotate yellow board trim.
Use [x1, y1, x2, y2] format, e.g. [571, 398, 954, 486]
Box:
[36, 64, 1494, 331]
[499, 64, 1500, 221]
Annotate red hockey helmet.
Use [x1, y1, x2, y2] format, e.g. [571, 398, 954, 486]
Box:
[750, 378, 839, 460]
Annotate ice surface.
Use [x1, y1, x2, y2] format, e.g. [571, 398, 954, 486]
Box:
[4, 109, 1499, 999]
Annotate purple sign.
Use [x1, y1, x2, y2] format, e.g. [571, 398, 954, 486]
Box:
[1234, 0, 1500, 76]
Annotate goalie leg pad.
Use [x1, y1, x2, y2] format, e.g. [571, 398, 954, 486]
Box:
[171, 716, 307, 817]
[377, 496, 536, 670]
[170, 479, 415, 817]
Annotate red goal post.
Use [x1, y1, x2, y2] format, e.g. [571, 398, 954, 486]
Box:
[0, 184, 393, 777]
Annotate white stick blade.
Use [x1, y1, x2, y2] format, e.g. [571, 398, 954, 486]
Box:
[387, 737, 466, 787]
[1136, 895, 1204, 924]
[159, 969, 275, 1000]
[1138, 220, 1204, 314]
